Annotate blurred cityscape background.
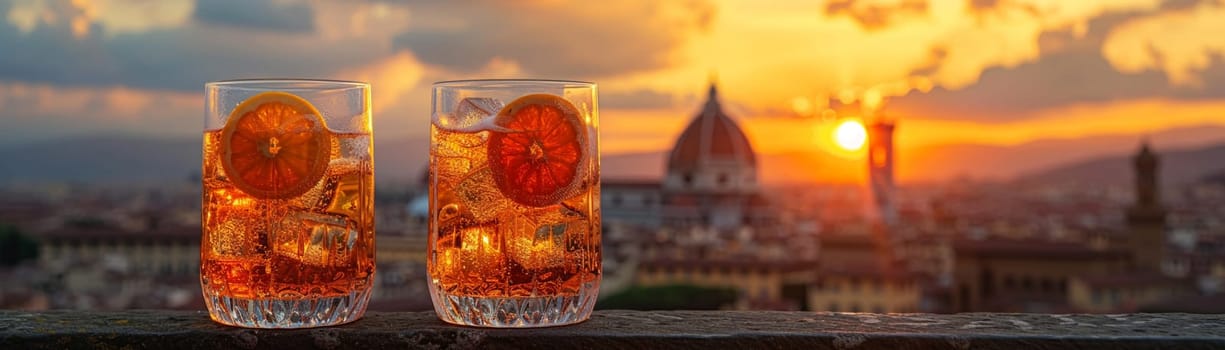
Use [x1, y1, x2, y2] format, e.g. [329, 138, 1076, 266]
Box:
[3, 0, 1225, 313]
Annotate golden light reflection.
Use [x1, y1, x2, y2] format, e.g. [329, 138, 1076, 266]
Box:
[212, 188, 255, 208]
[453, 225, 503, 273]
[229, 197, 255, 208]
[461, 226, 499, 254]
[509, 226, 567, 270]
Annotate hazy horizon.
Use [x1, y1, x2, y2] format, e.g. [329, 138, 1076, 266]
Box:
[5, 123, 1225, 187]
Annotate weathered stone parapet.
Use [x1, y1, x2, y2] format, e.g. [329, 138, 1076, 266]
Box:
[2, 310, 1223, 349]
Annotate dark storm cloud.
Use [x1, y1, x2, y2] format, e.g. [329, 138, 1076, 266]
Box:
[394, 0, 714, 79]
[192, 0, 315, 33]
[103, 28, 385, 90]
[0, 0, 383, 91]
[0, 15, 118, 87]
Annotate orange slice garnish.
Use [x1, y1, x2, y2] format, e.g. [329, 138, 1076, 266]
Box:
[221, 91, 331, 200]
[487, 94, 588, 207]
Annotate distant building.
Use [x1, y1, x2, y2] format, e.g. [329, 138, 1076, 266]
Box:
[946, 141, 1196, 313]
[1068, 273, 1188, 313]
[662, 83, 768, 230]
[376, 232, 428, 264]
[1126, 141, 1168, 272]
[37, 224, 200, 277]
[601, 83, 806, 309]
[0, 195, 53, 232]
[1069, 141, 1196, 312]
[603, 83, 774, 231]
[866, 121, 897, 226]
[808, 230, 920, 313]
[949, 238, 1130, 312]
[370, 227, 430, 304]
[601, 181, 663, 229]
[633, 258, 813, 310]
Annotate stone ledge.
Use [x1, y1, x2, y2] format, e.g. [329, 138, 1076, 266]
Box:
[2, 310, 1224, 349]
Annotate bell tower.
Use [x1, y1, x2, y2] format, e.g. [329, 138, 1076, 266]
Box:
[867, 120, 897, 226]
[1126, 140, 1167, 271]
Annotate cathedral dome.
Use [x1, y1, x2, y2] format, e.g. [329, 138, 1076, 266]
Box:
[667, 84, 757, 172]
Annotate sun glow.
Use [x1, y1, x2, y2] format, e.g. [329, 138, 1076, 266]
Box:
[833, 119, 867, 151]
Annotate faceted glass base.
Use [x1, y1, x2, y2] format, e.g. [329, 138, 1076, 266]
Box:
[430, 285, 599, 328]
[203, 288, 371, 329]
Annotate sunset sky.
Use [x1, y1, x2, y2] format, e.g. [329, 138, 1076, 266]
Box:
[3, 0, 1225, 182]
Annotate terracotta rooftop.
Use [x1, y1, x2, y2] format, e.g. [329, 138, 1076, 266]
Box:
[638, 257, 816, 273]
[819, 263, 915, 281]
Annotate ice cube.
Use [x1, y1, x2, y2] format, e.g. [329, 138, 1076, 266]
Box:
[202, 138, 231, 189]
[293, 170, 340, 212]
[431, 128, 490, 161]
[559, 184, 597, 220]
[324, 159, 369, 218]
[433, 190, 481, 249]
[291, 159, 369, 215]
[452, 165, 518, 222]
[209, 213, 268, 258]
[500, 205, 587, 270]
[273, 211, 359, 267]
[433, 97, 506, 133]
[432, 223, 503, 285]
[456, 225, 502, 273]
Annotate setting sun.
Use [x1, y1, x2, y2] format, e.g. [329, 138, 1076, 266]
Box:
[833, 119, 867, 152]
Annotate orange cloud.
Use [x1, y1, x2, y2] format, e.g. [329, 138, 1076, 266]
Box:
[0, 80, 199, 140]
[1103, 0, 1225, 86]
[92, 0, 193, 36]
[609, 0, 1164, 114]
[314, 1, 410, 41]
[599, 109, 693, 154]
[896, 97, 1225, 148]
[7, 0, 100, 38]
[825, 0, 928, 30]
[394, 0, 714, 78]
[333, 50, 425, 112]
[622, 96, 1225, 156]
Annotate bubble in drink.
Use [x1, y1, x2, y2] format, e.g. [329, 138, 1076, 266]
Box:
[432, 128, 491, 159]
[337, 135, 370, 159]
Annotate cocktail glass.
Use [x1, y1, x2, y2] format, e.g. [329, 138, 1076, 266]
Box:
[428, 79, 600, 327]
[201, 79, 374, 328]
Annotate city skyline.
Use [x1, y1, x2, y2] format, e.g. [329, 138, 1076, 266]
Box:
[3, 0, 1225, 184]
[5, 94, 1225, 313]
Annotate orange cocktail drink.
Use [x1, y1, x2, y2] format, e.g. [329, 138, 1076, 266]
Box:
[428, 80, 601, 327]
[201, 80, 374, 328]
